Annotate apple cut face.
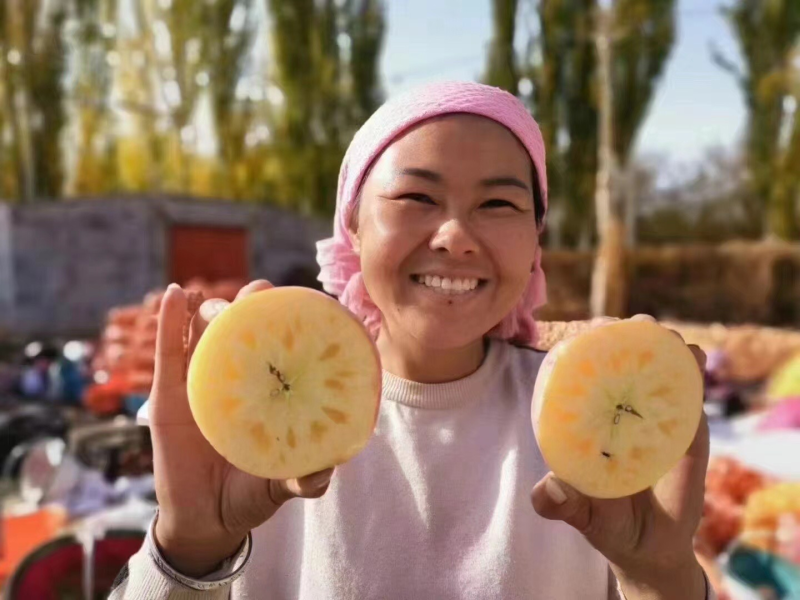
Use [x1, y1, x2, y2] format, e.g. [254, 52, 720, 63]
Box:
[188, 287, 382, 480]
[532, 320, 703, 499]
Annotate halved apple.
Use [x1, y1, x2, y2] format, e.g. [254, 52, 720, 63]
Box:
[188, 287, 381, 480]
[532, 320, 703, 499]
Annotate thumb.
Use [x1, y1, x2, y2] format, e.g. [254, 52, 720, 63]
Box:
[531, 473, 592, 534]
[268, 468, 335, 505]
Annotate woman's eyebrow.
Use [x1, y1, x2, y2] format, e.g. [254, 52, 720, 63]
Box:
[398, 167, 442, 182]
[480, 177, 530, 193]
[397, 169, 530, 193]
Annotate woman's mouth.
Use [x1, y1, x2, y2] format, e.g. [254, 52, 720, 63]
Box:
[410, 274, 488, 295]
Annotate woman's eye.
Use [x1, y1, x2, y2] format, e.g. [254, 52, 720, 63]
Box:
[401, 193, 435, 204]
[482, 199, 519, 210]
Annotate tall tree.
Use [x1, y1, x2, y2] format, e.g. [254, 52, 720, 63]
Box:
[523, 0, 599, 249]
[1, 0, 69, 201]
[611, 0, 675, 166]
[484, 0, 519, 95]
[611, 0, 676, 245]
[65, 0, 119, 196]
[487, 0, 675, 251]
[144, 0, 209, 190]
[0, 0, 17, 199]
[203, 0, 258, 198]
[266, 0, 384, 215]
[110, 0, 162, 192]
[345, 0, 385, 126]
[715, 0, 800, 240]
[127, 0, 259, 196]
[592, 0, 676, 315]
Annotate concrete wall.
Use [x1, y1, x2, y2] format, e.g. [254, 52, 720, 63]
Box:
[0, 196, 330, 340]
[251, 205, 331, 283]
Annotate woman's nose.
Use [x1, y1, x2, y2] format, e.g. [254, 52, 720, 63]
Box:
[429, 218, 479, 256]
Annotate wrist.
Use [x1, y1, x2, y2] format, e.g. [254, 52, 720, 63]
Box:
[154, 511, 247, 578]
[611, 554, 707, 600]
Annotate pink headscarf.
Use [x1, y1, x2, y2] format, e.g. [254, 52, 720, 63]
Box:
[316, 80, 549, 345]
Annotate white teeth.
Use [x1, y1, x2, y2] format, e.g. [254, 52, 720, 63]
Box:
[414, 275, 481, 294]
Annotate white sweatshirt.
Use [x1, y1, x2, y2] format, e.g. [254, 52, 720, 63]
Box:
[111, 340, 712, 599]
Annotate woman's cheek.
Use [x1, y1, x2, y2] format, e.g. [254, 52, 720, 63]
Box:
[479, 218, 538, 268]
[358, 218, 415, 294]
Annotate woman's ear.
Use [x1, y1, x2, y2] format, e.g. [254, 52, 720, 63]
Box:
[348, 224, 361, 256]
[347, 197, 362, 255]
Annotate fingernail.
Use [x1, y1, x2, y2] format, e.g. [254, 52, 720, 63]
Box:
[199, 299, 228, 322]
[308, 469, 333, 489]
[631, 314, 657, 323]
[546, 477, 568, 505]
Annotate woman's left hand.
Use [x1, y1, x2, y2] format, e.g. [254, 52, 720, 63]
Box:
[531, 333, 710, 599]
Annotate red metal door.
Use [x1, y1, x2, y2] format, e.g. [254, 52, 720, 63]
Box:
[168, 226, 249, 286]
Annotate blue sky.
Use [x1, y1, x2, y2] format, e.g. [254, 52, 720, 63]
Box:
[380, 0, 746, 165]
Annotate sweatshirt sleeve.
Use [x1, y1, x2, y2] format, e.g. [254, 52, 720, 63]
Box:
[108, 511, 252, 600]
[608, 566, 718, 600]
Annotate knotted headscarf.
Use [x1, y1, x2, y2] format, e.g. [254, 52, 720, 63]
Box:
[316, 81, 549, 345]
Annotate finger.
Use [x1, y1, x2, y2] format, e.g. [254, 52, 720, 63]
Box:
[653, 411, 709, 521]
[589, 316, 618, 328]
[268, 468, 335, 505]
[686, 408, 710, 461]
[668, 328, 685, 342]
[235, 279, 274, 302]
[187, 298, 229, 360]
[688, 344, 707, 372]
[293, 468, 336, 498]
[153, 284, 188, 393]
[199, 298, 230, 322]
[531, 473, 592, 534]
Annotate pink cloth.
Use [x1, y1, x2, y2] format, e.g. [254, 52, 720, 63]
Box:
[316, 81, 549, 344]
[759, 397, 800, 431]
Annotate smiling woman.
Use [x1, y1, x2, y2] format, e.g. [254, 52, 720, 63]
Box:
[350, 114, 542, 380]
[112, 81, 714, 600]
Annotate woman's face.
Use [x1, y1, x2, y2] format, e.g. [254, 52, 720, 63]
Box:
[351, 114, 540, 350]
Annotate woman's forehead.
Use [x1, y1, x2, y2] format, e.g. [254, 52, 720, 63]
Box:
[369, 114, 532, 183]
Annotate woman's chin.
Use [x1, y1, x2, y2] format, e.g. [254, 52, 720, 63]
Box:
[406, 317, 491, 350]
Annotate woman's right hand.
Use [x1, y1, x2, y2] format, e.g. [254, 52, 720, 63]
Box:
[149, 280, 335, 578]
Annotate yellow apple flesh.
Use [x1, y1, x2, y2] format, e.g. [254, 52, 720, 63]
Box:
[532, 320, 703, 499]
[188, 287, 381, 480]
